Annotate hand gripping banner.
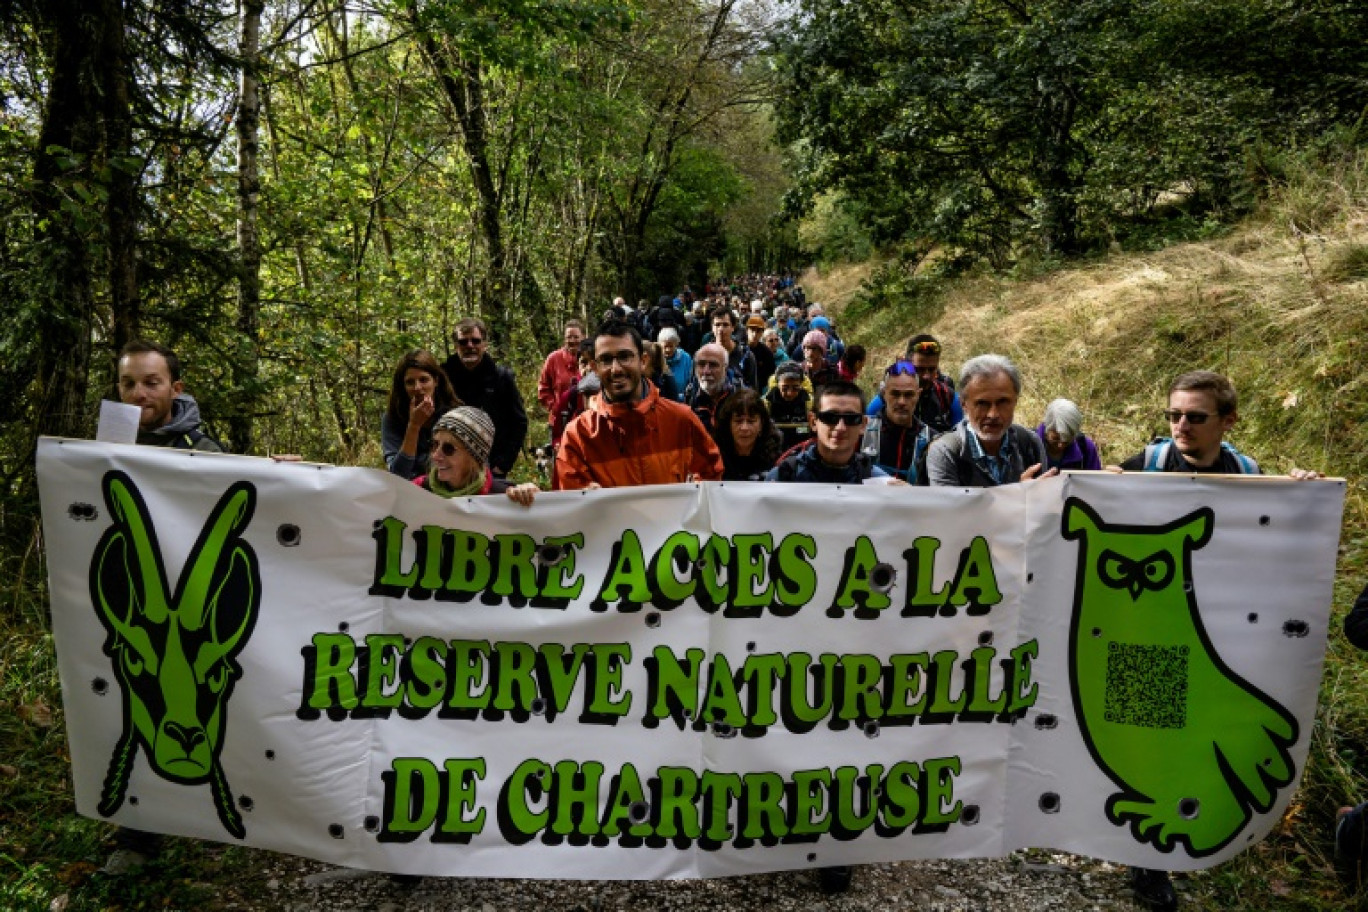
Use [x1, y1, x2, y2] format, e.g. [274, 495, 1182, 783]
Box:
[37, 439, 1345, 879]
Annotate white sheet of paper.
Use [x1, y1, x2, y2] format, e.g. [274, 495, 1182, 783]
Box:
[96, 400, 141, 444]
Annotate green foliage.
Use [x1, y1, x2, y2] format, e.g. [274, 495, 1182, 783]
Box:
[797, 191, 873, 266]
[772, 0, 1368, 267]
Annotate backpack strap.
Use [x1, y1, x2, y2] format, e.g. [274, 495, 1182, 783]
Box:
[1142, 438, 1172, 472]
[1221, 441, 1260, 474]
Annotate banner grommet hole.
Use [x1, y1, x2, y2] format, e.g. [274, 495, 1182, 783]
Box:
[277, 524, 301, 547]
[1178, 798, 1200, 820]
[1283, 620, 1309, 637]
[961, 804, 981, 825]
[1039, 793, 1061, 814]
[91, 677, 108, 695]
[328, 824, 344, 839]
[364, 816, 380, 832]
[1034, 713, 1058, 730]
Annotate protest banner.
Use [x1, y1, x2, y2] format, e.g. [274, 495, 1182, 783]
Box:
[37, 438, 1345, 878]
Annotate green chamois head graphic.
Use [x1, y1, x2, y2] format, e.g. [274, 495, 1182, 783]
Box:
[1061, 497, 1298, 857]
[89, 471, 261, 839]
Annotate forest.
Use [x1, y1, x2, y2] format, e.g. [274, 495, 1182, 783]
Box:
[3, 0, 1368, 909]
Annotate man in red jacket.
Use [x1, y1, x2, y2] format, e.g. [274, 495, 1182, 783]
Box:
[556, 319, 722, 490]
[537, 320, 586, 418]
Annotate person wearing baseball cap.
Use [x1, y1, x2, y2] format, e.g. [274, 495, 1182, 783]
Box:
[745, 313, 776, 390]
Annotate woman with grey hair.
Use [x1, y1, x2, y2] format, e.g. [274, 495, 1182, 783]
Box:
[1035, 398, 1102, 470]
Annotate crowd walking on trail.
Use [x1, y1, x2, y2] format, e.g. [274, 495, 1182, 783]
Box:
[103, 271, 1329, 910]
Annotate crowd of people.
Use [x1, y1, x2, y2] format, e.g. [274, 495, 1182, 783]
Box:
[105, 272, 1328, 908]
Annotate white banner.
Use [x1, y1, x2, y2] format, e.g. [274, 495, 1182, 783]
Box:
[37, 438, 1345, 878]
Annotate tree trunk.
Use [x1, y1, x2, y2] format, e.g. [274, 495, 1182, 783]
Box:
[233, 0, 264, 455]
[31, 0, 101, 441]
[101, 0, 140, 354]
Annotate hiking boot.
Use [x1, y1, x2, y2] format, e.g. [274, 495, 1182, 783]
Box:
[1130, 866, 1177, 911]
[818, 865, 853, 894]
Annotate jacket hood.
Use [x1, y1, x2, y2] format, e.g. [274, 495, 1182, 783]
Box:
[146, 394, 207, 441]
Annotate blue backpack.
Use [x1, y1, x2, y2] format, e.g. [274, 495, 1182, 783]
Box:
[1141, 438, 1258, 474]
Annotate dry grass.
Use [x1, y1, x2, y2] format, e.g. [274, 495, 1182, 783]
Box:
[799, 260, 880, 313]
[828, 154, 1368, 910]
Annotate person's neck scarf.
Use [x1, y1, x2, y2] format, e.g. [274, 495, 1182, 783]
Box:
[427, 466, 485, 498]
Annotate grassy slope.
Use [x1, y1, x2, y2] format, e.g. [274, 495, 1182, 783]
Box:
[805, 159, 1368, 909]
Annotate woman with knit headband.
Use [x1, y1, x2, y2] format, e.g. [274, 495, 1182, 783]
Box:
[416, 406, 539, 505]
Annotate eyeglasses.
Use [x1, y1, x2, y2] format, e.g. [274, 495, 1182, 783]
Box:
[911, 341, 941, 355]
[1163, 409, 1213, 425]
[430, 440, 460, 457]
[814, 411, 864, 427]
[457, 337, 485, 348]
[886, 360, 918, 377]
[594, 350, 638, 369]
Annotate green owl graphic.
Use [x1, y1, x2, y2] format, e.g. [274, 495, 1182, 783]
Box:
[1061, 497, 1298, 856]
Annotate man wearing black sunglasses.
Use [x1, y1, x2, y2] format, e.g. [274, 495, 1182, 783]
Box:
[441, 317, 528, 479]
[763, 377, 890, 894]
[1118, 371, 1256, 474]
[766, 380, 889, 485]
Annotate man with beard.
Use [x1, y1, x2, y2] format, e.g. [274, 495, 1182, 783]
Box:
[556, 319, 722, 489]
[925, 354, 1052, 487]
[441, 317, 528, 478]
[682, 343, 735, 433]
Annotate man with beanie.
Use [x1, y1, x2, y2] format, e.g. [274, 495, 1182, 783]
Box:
[800, 330, 838, 389]
[764, 360, 813, 451]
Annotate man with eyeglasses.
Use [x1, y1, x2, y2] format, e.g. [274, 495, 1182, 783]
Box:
[926, 353, 1051, 488]
[441, 317, 528, 479]
[765, 380, 889, 484]
[682, 343, 736, 433]
[1117, 371, 1257, 473]
[556, 318, 722, 490]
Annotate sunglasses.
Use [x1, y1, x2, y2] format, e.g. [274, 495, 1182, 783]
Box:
[886, 360, 918, 377]
[911, 341, 941, 355]
[814, 411, 864, 427]
[457, 337, 485, 347]
[1163, 409, 1213, 425]
[430, 440, 461, 456]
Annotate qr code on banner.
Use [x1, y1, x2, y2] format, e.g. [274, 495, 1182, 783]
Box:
[1104, 642, 1188, 729]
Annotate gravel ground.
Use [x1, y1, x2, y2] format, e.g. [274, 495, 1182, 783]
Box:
[230, 852, 1172, 911]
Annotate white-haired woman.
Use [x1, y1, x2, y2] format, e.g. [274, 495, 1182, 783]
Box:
[1036, 398, 1102, 471]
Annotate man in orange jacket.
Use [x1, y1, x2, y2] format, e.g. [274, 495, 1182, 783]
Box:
[556, 318, 723, 489]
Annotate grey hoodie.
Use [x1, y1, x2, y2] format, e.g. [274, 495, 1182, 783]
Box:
[137, 394, 224, 452]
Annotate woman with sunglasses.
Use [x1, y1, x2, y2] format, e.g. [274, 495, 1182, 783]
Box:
[416, 407, 538, 504]
[381, 349, 462, 480]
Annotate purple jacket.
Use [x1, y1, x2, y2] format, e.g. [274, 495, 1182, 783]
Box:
[1036, 425, 1102, 471]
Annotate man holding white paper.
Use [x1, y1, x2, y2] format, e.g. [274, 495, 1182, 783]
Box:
[116, 340, 222, 452]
